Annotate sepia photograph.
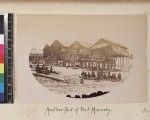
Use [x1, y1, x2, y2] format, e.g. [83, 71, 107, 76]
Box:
[16, 14, 147, 102]
[29, 38, 133, 98]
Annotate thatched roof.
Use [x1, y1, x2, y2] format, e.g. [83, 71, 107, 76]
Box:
[67, 41, 88, 54]
[111, 44, 129, 56]
[49, 39, 129, 57]
[50, 40, 67, 53]
[50, 40, 65, 48]
[92, 38, 129, 57]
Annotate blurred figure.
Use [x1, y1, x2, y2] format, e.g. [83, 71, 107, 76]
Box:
[97, 71, 101, 80]
[84, 72, 87, 79]
[103, 73, 106, 80]
[92, 71, 96, 79]
[81, 71, 85, 77]
[88, 72, 91, 79]
[107, 72, 111, 80]
[80, 78, 84, 84]
[118, 73, 121, 80]
[113, 74, 116, 80]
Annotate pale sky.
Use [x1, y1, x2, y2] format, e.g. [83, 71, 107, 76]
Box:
[17, 14, 147, 102]
[17, 15, 147, 54]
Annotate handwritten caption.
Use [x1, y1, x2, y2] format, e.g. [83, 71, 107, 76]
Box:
[44, 106, 111, 116]
[142, 107, 150, 114]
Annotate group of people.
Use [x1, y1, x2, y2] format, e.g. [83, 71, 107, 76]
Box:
[80, 70, 122, 81]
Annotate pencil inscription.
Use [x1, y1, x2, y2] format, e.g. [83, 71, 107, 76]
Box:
[44, 106, 111, 116]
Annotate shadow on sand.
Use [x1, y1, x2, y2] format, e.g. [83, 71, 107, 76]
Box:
[66, 91, 109, 98]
